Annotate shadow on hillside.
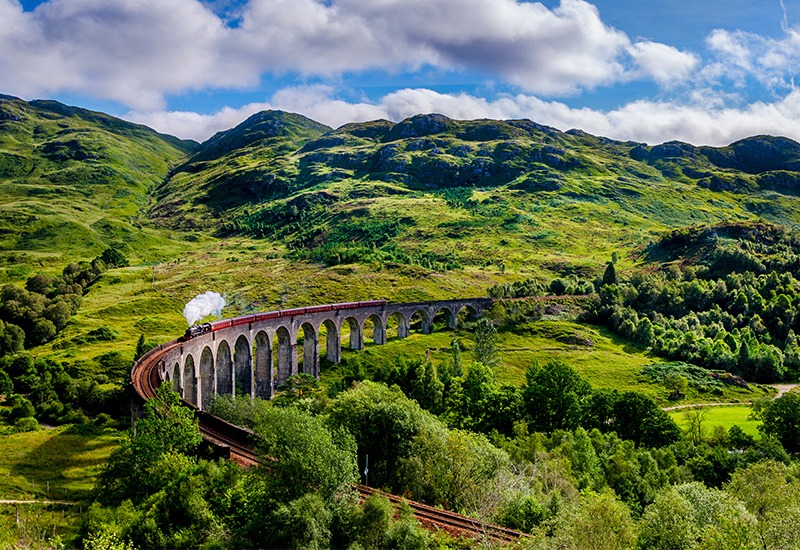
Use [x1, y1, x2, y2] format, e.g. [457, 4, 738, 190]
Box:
[10, 427, 119, 502]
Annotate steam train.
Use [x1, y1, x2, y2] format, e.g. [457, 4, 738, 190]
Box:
[182, 300, 388, 341]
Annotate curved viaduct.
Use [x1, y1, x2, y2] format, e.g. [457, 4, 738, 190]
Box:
[137, 297, 492, 411]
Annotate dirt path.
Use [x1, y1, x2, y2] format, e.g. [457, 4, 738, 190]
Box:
[0, 499, 76, 505]
[662, 402, 746, 412]
[662, 383, 800, 411]
[772, 383, 799, 398]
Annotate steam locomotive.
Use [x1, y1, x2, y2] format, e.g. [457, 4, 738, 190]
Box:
[182, 300, 388, 341]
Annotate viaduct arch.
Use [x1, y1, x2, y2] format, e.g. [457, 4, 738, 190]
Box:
[150, 298, 491, 410]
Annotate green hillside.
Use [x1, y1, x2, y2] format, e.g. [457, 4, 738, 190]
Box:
[150, 110, 331, 230]
[4, 98, 800, 547]
[0, 95, 196, 274]
[0, 100, 798, 385]
[154, 112, 800, 281]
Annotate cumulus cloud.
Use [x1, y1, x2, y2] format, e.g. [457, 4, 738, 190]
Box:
[705, 27, 800, 92]
[628, 41, 700, 86]
[128, 85, 800, 146]
[0, 0, 698, 109]
[0, 0, 244, 110]
[6, 0, 798, 146]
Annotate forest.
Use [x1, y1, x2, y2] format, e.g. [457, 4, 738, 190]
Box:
[3, 226, 800, 548]
[76, 311, 800, 549]
[3, 97, 800, 548]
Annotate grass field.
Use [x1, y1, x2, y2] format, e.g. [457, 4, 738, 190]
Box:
[0, 426, 120, 502]
[0, 426, 121, 547]
[322, 319, 762, 405]
[669, 405, 760, 438]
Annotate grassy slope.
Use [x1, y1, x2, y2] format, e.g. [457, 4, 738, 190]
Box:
[2, 103, 799, 542]
[0, 426, 119, 547]
[669, 405, 760, 437]
[152, 113, 800, 282]
[10, 109, 798, 395]
[0, 426, 119, 501]
[0, 97, 196, 275]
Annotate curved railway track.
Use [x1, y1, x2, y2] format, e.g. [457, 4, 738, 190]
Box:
[355, 485, 524, 543]
[131, 332, 526, 544]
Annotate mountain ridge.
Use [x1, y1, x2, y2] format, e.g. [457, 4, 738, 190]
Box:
[2, 95, 800, 281]
[0, 96, 197, 263]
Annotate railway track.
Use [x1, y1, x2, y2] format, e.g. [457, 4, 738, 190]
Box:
[131, 339, 526, 544]
[355, 485, 523, 543]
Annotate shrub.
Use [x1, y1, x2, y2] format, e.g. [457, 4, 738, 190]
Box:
[85, 327, 118, 342]
[13, 416, 39, 432]
[9, 396, 35, 421]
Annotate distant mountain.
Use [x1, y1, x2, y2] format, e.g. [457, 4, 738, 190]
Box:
[149, 111, 800, 274]
[0, 96, 196, 261]
[3, 97, 800, 278]
[149, 111, 331, 229]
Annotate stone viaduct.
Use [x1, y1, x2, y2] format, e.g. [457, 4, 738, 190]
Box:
[153, 298, 492, 410]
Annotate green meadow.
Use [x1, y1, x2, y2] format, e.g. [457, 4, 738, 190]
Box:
[669, 405, 760, 438]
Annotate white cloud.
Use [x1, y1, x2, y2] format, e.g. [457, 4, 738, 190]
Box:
[128, 85, 800, 146]
[325, 0, 633, 94]
[705, 27, 800, 92]
[628, 41, 700, 86]
[0, 0, 695, 109]
[0, 0, 242, 110]
[6, 0, 798, 147]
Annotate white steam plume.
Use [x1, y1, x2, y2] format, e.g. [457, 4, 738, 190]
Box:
[183, 291, 226, 326]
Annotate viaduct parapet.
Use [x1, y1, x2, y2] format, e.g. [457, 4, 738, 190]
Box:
[135, 298, 492, 411]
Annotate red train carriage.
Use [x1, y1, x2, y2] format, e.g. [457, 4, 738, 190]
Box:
[183, 300, 390, 339]
[255, 311, 281, 322]
[305, 304, 333, 314]
[209, 319, 233, 331]
[280, 307, 306, 317]
[358, 299, 387, 308]
[231, 314, 257, 328]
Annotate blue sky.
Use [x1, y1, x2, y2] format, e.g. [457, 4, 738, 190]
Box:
[3, 0, 800, 145]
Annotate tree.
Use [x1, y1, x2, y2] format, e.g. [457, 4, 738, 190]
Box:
[29, 318, 56, 346]
[43, 301, 71, 331]
[0, 369, 11, 397]
[134, 334, 147, 360]
[757, 391, 800, 452]
[95, 384, 201, 505]
[100, 247, 129, 268]
[273, 373, 322, 407]
[603, 262, 617, 286]
[582, 388, 620, 431]
[675, 482, 755, 550]
[664, 373, 688, 400]
[683, 407, 707, 445]
[383, 513, 431, 550]
[612, 391, 681, 447]
[25, 274, 57, 296]
[402, 360, 444, 414]
[637, 487, 696, 549]
[0, 319, 25, 355]
[634, 317, 655, 346]
[270, 493, 333, 550]
[474, 318, 499, 368]
[450, 337, 463, 378]
[784, 330, 800, 375]
[398, 427, 509, 512]
[523, 360, 591, 433]
[553, 491, 636, 550]
[454, 361, 496, 429]
[255, 405, 357, 504]
[358, 494, 393, 549]
[726, 460, 800, 550]
[326, 381, 434, 489]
